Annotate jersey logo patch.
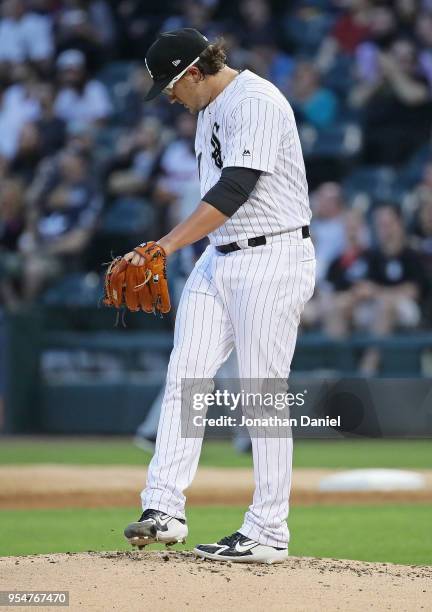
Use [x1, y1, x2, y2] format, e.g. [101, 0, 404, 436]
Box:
[211, 122, 223, 169]
[172, 59, 181, 66]
[242, 149, 251, 156]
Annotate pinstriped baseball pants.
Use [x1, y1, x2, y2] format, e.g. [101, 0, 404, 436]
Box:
[141, 230, 316, 547]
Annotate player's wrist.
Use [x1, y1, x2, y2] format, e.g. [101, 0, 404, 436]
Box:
[157, 237, 175, 257]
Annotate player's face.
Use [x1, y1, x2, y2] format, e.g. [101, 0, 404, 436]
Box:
[164, 68, 209, 114]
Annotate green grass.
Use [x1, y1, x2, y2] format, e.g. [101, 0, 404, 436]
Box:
[0, 438, 251, 467]
[1, 504, 431, 565]
[292, 439, 432, 469]
[0, 438, 431, 469]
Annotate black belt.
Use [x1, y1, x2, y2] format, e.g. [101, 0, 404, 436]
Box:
[216, 226, 310, 254]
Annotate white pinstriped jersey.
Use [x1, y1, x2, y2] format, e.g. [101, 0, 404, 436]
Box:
[142, 72, 316, 552]
[195, 69, 311, 246]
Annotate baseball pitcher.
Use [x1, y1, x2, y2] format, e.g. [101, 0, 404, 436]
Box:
[114, 28, 315, 564]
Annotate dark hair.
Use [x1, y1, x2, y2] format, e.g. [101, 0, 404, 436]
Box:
[374, 202, 403, 220]
[196, 38, 227, 75]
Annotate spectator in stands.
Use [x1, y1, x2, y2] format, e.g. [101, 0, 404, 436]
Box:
[394, 0, 419, 37]
[9, 122, 43, 184]
[358, 205, 428, 373]
[0, 0, 54, 71]
[411, 183, 432, 323]
[316, 0, 371, 73]
[411, 188, 432, 280]
[121, 65, 152, 125]
[114, 0, 160, 58]
[0, 64, 41, 161]
[281, 0, 332, 60]
[290, 61, 338, 129]
[22, 149, 102, 300]
[107, 117, 164, 198]
[311, 182, 346, 284]
[34, 82, 67, 157]
[0, 155, 8, 184]
[416, 10, 432, 90]
[358, 5, 398, 58]
[352, 6, 399, 91]
[10, 84, 65, 183]
[0, 178, 26, 306]
[87, 1, 117, 54]
[65, 120, 97, 160]
[321, 209, 371, 338]
[237, 0, 276, 48]
[55, 6, 113, 72]
[54, 49, 112, 129]
[152, 112, 200, 235]
[120, 64, 178, 125]
[412, 159, 432, 207]
[351, 37, 432, 165]
[0, 177, 25, 253]
[252, 42, 295, 89]
[161, 0, 217, 38]
[0, 0, 431, 330]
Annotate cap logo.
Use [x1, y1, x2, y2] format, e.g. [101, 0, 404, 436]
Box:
[145, 58, 154, 79]
[172, 59, 181, 66]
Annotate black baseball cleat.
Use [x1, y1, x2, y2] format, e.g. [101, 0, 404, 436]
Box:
[194, 531, 288, 564]
[124, 509, 188, 549]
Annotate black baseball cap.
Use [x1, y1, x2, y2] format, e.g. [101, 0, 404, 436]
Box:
[144, 28, 210, 101]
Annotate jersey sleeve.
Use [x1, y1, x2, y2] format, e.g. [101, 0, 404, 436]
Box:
[223, 98, 285, 174]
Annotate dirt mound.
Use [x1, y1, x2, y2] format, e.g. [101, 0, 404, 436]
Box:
[1, 466, 432, 509]
[3, 551, 431, 611]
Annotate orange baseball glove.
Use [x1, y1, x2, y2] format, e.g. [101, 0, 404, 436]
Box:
[103, 241, 171, 315]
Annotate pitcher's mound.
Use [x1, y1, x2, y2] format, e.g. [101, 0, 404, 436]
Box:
[3, 551, 431, 611]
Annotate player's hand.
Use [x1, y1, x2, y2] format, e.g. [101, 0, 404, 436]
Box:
[123, 239, 173, 264]
[123, 250, 146, 266]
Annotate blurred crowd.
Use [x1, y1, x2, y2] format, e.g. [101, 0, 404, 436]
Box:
[0, 0, 432, 363]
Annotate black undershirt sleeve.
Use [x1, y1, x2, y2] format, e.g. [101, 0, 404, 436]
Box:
[202, 166, 262, 218]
